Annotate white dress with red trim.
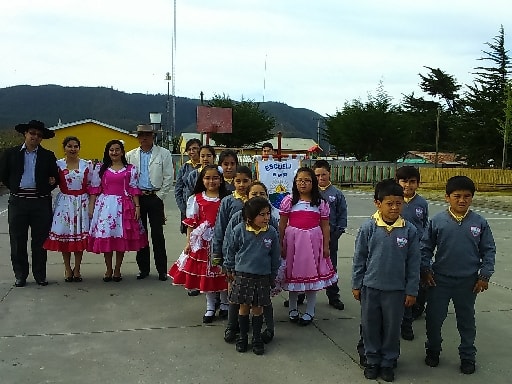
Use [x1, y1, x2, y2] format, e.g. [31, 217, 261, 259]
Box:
[168, 192, 227, 292]
[87, 164, 148, 253]
[279, 195, 338, 291]
[44, 159, 93, 252]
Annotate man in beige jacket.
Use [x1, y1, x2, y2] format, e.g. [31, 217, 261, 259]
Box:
[126, 124, 174, 281]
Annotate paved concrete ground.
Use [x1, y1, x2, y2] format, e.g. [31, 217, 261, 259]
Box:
[0, 189, 511, 384]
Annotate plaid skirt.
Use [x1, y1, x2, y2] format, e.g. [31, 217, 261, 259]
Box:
[229, 272, 271, 306]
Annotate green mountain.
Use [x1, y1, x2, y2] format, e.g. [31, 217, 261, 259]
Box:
[0, 85, 323, 142]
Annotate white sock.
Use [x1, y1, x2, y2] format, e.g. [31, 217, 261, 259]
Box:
[220, 291, 229, 311]
[288, 291, 299, 315]
[304, 291, 317, 319]
[205, 292, 216, 315]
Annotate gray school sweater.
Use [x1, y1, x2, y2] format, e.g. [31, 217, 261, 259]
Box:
[401, 194, 429, 239]
[212, 194, 245, 256]
[319, 184, 347, 236]
[352, 217, 421, 296]
[420, 210, 496, 280]
[224, 222, 281, 279]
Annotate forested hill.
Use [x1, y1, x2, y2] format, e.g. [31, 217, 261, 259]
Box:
[0, 85, 322, 139]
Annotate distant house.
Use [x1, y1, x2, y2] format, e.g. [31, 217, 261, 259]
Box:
[397, 151, 467, 167]
[177, 133, 318, 157]
[46, 119, 139, 160]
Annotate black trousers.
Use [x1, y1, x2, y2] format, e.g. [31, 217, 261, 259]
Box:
[8, 195, 52, 281]
[136, 194, 167, 275]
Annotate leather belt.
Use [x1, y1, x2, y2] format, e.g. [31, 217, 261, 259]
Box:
[141, 190, 159, 196]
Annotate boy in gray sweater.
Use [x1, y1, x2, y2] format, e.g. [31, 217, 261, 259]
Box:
[352, 179, 420, 382]
[421, 176, 496, 375]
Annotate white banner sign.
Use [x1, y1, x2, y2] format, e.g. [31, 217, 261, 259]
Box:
[255, 155, 302, 210]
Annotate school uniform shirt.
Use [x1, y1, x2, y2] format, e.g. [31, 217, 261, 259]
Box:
[420, 210, 496, 281]
[401, 193, 429, 239]
[319, 184, 347, 236]
[212, 192, 246, 256]
[224, 222, 281, 278]
[352, 211, 421, 296]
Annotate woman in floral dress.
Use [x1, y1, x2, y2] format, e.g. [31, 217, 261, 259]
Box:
[44, 136, 92, 282]
[88, 140, 148, 282]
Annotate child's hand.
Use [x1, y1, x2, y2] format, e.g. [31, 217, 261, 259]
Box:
[352, 289, 361, 301]
[134, 206, 140, 220]
[280, 247, 286, 259]
[323, 245, 330, 259]
[404, 295, 416, 307]
[421, 272, 436, 287]
[184, 243, 191, 254]
[473, 279, 489, 293]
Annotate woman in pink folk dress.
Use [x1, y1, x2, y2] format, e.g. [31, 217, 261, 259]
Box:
[88, 140, 148, 282]
[168, 165, 230, 323]
[279, 167, 338, 326]
[44, 136, 92, 282]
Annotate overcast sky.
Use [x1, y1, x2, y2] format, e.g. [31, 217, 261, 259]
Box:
[1, 1, 511, 115]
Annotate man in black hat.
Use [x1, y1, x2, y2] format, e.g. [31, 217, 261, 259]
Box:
[0, 120, 59, 287]
[126, 124, 174, 281]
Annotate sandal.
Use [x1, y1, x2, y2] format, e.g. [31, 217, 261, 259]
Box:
[72, 268, 82, 282]
[289, 309, 300, 323]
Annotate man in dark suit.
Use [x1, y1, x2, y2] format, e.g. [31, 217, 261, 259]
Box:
[0, 120, 59, 287]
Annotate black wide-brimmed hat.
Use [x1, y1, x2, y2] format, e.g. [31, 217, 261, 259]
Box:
[15, 120, 55, 139]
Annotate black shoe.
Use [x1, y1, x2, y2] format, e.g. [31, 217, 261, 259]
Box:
[112, 275, 122, 282]
[187, 289, 200, 296]
[363, 364, 379, 380]
[14, 278, 26, 287]
[103, 275, 112, 282]
[136, 271, 149, 280]
[218, 309, 228, 319]
[460, 359, 475, 374]
[328, 298, 345, 310]
[158, 273, 168, 281]
[425, 349, 440, 367]
[236, 335, 248, 353]
[36, 280, 48, 286]
[203, 310, 215, 324]
[401, 325, 414, 340]
[289, 309, 300, 323]
[261, 329, 274, 344]
[224, 327, 238, 343]
[380, 367, 395, 382]
[252, 338, 265, 355]
[298, 313, 314, 326]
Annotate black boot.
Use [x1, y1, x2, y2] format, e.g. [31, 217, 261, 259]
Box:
[251, 315, 265, 355]
[224, 303, 240, 343]
[262, 303, 275, 344]
[236, 314, 249, 353]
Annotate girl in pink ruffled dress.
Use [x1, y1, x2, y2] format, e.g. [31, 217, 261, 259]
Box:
[87, 140, 148, 282]
[278, 167, 338, 326]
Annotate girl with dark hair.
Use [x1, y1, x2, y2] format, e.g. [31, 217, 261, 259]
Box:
[279, 167, 337, 326]
[218, 149, 239, 193]
[224, 197, 280, 355]
[44, 136, 93, 282]
[87, 140, 148, 282]
[168, 165, 229, 323]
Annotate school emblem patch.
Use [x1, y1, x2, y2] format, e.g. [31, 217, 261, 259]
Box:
[263, 238, 272, 248]
[415, 207, 424, 218]
[396, 237, 408, 248]
[470, 226, 481, 237]
[328, 195, 336, 202]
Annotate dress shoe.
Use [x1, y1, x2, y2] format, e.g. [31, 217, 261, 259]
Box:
[112, 275, 123, 282]
[187, 289, 200, 296]
[203, 310, 215, 324]
[136, 271, 149, 280]
[328, 298, 345, 310]
[14, 278, 26, 287]
[298, 313, 314, 326]
[158, 273, 168, 281]
[36, 280, 49, 286]
[288, 309, 300, 323]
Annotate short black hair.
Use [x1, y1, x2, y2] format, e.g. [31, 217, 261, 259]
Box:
[243, 196, 271, 223]
[261, 142, 273, 150]
[199, 144, 216, 158]
[235, 165, 252, 179]
[247, 181, 268, 195]
[446, 176, 475, 196]
[312, 159, 331, 172]
[374, 179, 404, 202]
[218, 149, 239, 166]
[185, 138, 202, 151]
[395, 166, 421, 182]
[192, 164, 229, 198]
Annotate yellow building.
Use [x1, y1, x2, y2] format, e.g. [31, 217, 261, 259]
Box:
[45, 119, 139, 160]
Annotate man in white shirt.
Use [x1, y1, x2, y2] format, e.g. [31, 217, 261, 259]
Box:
[126, 124, 174, 281]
